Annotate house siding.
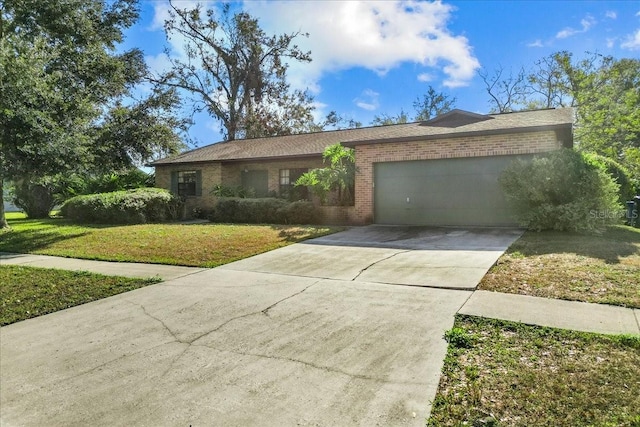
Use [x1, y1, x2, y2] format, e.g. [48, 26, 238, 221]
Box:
[353, 130, 561, 224]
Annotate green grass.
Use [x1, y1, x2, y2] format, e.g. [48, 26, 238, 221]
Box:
[479, 226, 640, 308]
[0, 265, 161, 326]
[429, 315, 640, 427]
[0, 215, 340, 267]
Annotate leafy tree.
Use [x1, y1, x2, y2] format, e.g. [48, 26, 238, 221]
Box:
[481, 52, 640, 187]
[371, 86, 456, 125]
[372, 110, 410, 126]
[0, 0, 184, 225]
[296, 143, 356, 205]
[413, 86, 457, 120]
[155, 1, 315, 141]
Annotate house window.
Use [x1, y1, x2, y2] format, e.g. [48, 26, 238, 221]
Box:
[280, 168, 308, 200]
[177, 171, 197, 196]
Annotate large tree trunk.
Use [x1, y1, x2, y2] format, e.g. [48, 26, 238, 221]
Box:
[0, 177, 10, 229]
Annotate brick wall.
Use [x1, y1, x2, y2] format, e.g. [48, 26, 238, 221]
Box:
[221, 157, 324, 194]
[353, 130, 561, 224]
[155, 162, 222, 212]
[154, 157, 323, 217]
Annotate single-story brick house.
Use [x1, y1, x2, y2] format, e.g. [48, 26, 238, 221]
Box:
[151, 108, 573, 226]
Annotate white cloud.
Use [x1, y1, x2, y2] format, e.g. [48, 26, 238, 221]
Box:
[606, 37, 616, 48]
[244, 0, 480, 90]
[145, 52, 172, 75]
[605, 10, 617, 19]
[621, 29, 640, 50]
[556, 14, 596, 39]
[417, 73, 434, 82]
[527, 39, 544, 48]
[354, 89, 380, 111]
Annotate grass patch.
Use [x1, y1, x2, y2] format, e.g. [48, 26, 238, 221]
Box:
[0, 265, 161, 326]
[429, 315, 640, 427]
[479, 226, 640, 308]
[0, 217, 340, 267]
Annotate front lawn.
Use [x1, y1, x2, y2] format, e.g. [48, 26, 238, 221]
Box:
[0, 215, 339, 267]
[0, 265, 161, 326]
[479, 226, 640, 308]
[429, 315, 640, 426]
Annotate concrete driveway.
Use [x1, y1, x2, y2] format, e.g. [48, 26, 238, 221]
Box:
[1, 226, 521, 426]
[221, 226, 523, 289]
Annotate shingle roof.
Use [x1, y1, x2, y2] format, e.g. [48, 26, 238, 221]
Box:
[150, 108, 574, 166]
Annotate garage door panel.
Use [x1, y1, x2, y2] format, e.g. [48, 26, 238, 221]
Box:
[374, 155, 532, 226]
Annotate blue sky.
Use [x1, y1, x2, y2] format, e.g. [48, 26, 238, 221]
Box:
[122, 1, 640, 147]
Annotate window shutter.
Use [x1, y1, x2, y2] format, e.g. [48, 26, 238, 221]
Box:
[195, 170, 202, 196]
[170, 171, 178, 194]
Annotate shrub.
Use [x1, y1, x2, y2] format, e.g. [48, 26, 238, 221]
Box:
[60, 188, 182, 224]
[583, 152, 635, 202]
[210, 184, 255, 198]
[209, 198, 288, 223]
[276, 200, 320, 224]
[209, 198, 319, 224]
[500, 149, 620, 232]
[10, 180, 56, 218]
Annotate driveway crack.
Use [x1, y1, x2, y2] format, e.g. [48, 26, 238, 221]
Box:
[125, 280, 323, 374]
[261, 279, 322, 317]
[351, 250, 411, 281]
[194, 344, 428, 386]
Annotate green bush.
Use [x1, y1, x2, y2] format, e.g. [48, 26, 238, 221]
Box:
[276, 200, 320, 224]
[583, 152, 635, 202]
[209, 198, 287, 223]
[10, 180, 56, 218]
[500, 149, 620, 231]
[60, 188, 182, 224]
[210, 198, 319, 224]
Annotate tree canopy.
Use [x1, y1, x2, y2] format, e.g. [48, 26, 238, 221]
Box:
[154, 1, 316, 141]
[372, 86, 456, 125]
[0, 0, 185, 225]
[480, 52, 640, 187]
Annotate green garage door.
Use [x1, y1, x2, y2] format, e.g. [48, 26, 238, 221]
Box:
[374, 155, 532, 226]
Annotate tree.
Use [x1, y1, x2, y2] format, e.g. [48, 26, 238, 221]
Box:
[155, 2, 315, 141]
[479, 66, 530, 113]
[413, 86, 457, 121]
[295, 143, 356, 205]
[371, 86, 456, 125]
[372, 110, 410, 126]
[480, 52, 640, 188]
[317, 111, 362, 130]
[0, 0, 184, 225]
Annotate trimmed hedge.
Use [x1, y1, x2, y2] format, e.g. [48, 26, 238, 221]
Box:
[209, 198, 320, 224]
[60, 188, 182, 224]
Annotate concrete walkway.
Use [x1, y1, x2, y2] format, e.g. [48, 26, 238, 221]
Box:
[0, 252, 206, 280]
[460, 290, 640, 335]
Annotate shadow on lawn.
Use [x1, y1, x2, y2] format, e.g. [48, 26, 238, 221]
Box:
[0, 228, 90, 253]
[508, 226, 640, 264]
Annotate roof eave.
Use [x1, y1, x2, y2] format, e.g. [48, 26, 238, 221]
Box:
[342, 123, 573, 147]
[149, 152, 323, 167]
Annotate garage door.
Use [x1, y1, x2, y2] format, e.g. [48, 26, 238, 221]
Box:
[374, 155, 532, 226]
